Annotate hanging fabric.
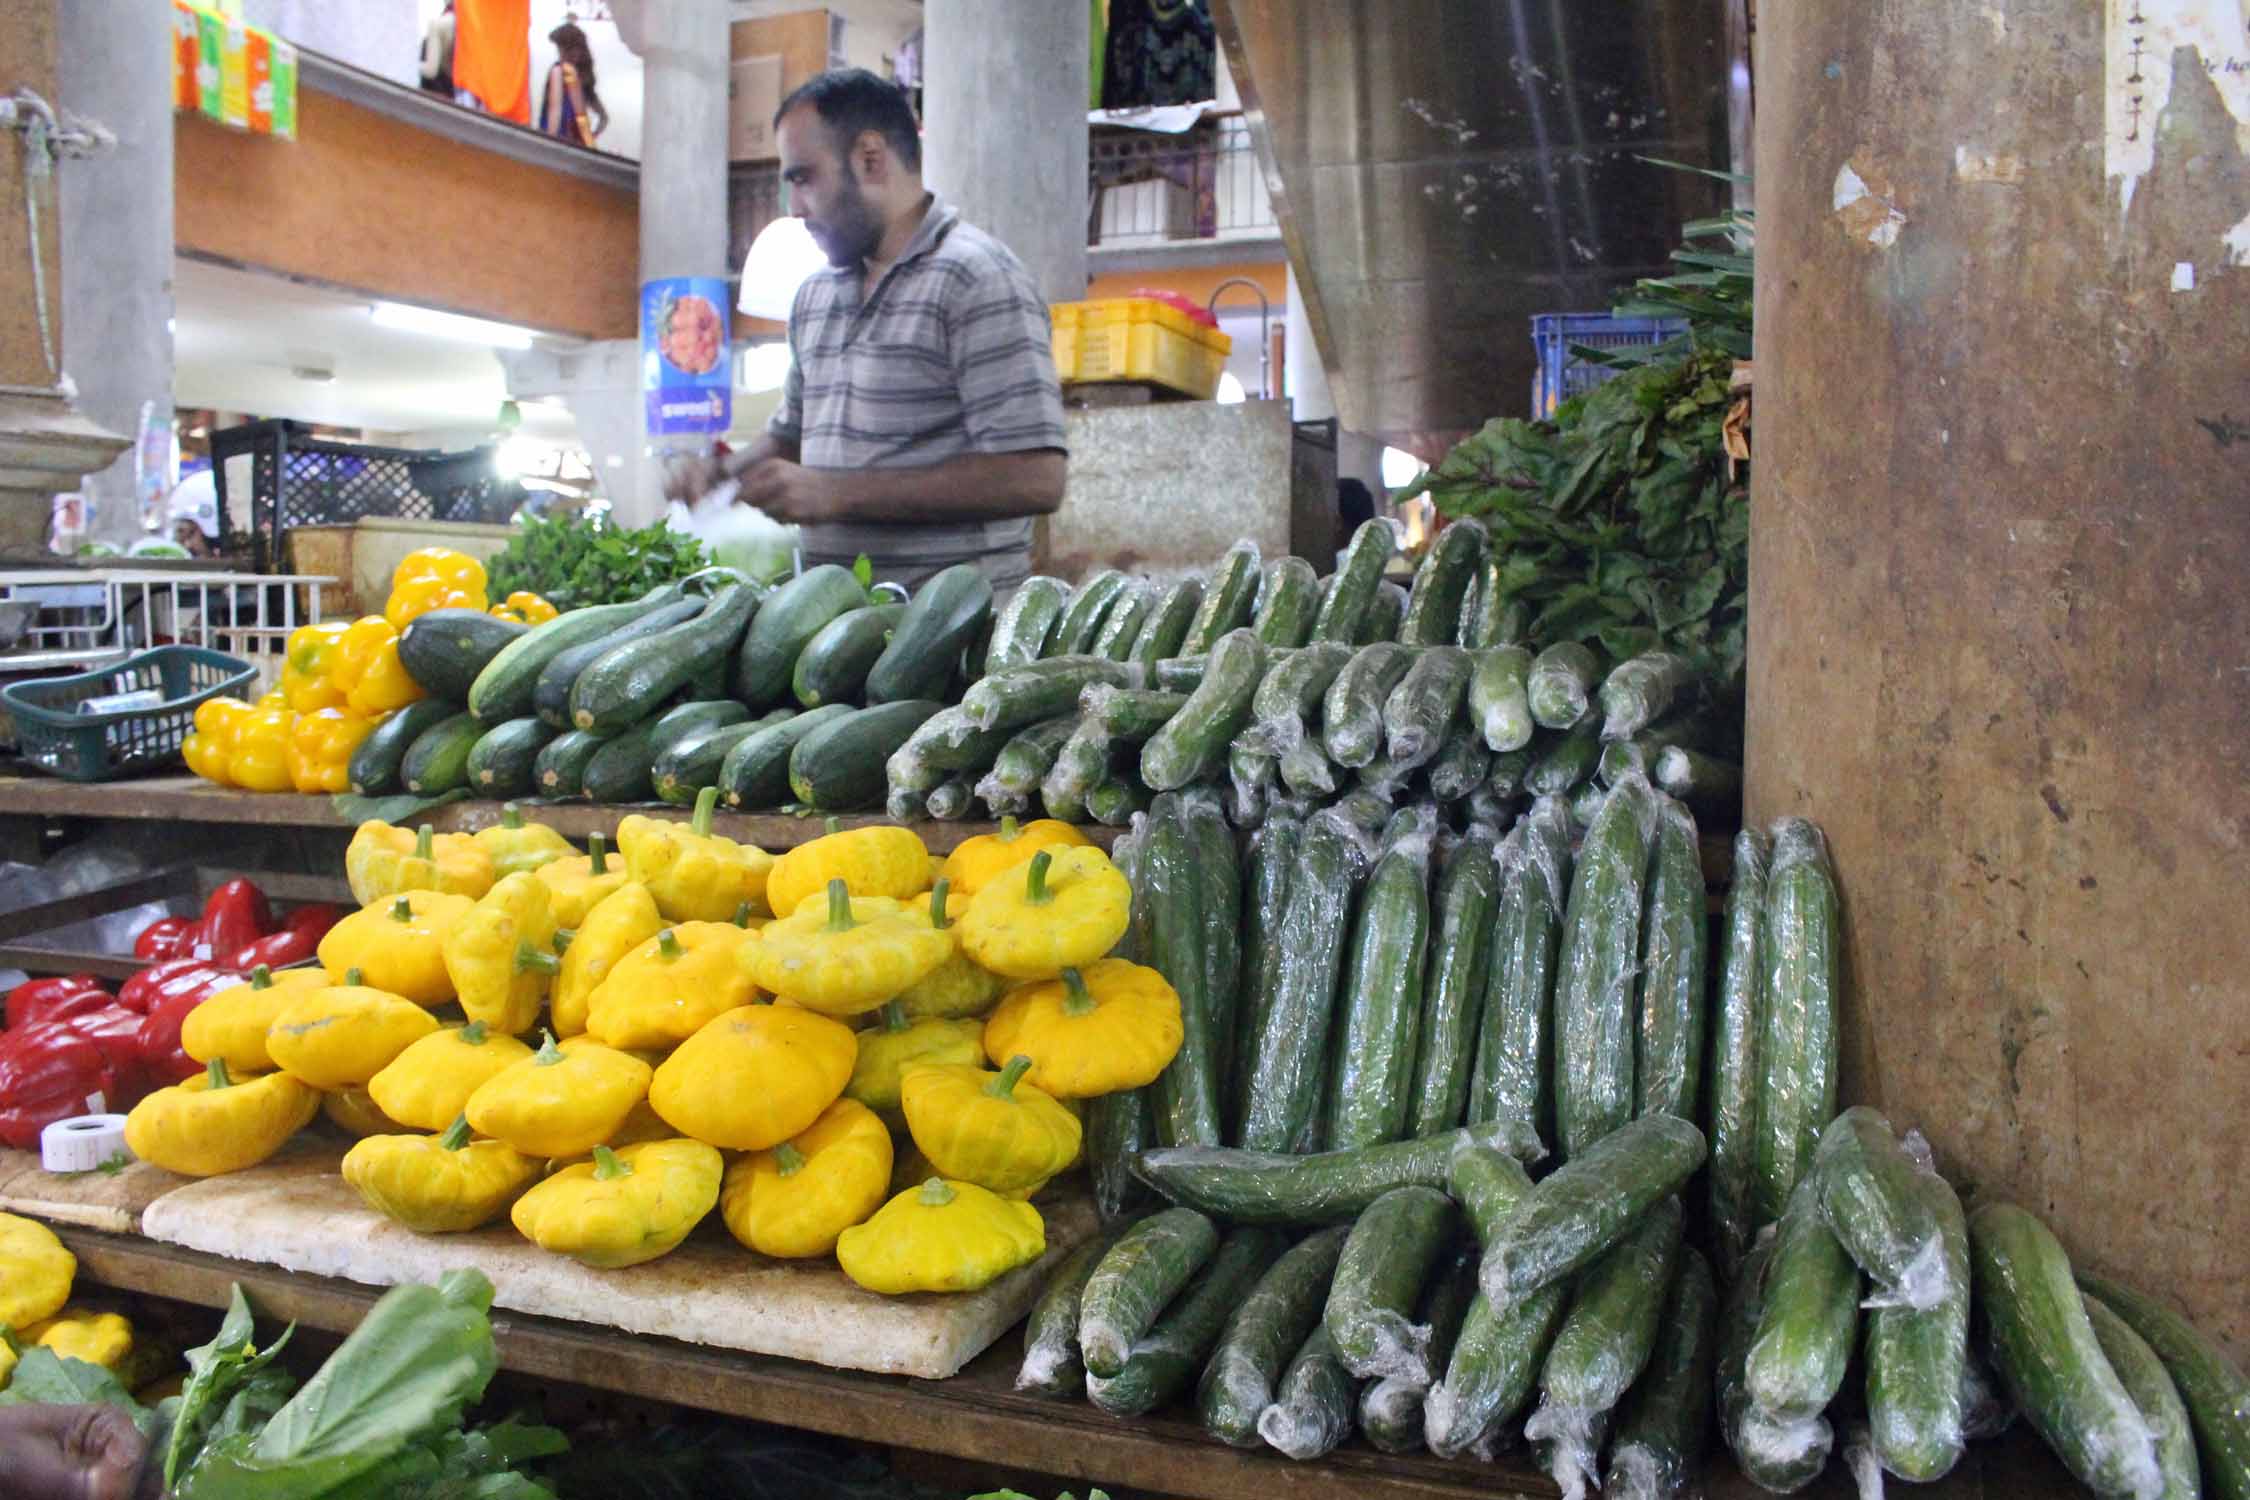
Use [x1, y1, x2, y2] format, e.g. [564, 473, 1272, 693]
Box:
[1100, 0, 1214, 111]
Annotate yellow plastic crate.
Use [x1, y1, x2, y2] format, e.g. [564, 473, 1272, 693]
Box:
[1053, 297, 1234, 399]
[1049, 302, 1081, 385]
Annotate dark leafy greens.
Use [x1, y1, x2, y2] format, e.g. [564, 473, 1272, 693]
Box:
[486, 514, 711, 609]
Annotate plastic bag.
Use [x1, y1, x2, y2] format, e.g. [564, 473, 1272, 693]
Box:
[1468, 795, 1573, 1145]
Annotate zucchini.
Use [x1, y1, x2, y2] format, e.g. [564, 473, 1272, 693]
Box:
[1971, 1201, 2161, 1500]
[1470, 797, 1572, 1147]
[789, 700, 944, 811]
[1321, 806, 1436, 1151]
[731, 564, 867, 708]
[1481, 1113, 1706, 1304]
[1427, 719, 1494, 802]
[1321, 642, 1414, 769]
[1311, 518, 1395, 643]
[1753, 817, 1841, 1226]
[1325, 1186, 1459, 1381]
[1397, 517, 1488, 646]
[397, 608, 525, 702]
[349, 698, 458, 795]
[2085, 1298, 2203, 1500]
[466, 717, 559, 799]
[715, 705, 845, 809]
[962, 655, 1138, 734]
[1467, 645, 1535, 752]
[1382, 645, 1473, 770]
[1182, 540, 1261, 655]
[400, 711, 483, 796]
[1527, 641, 1604, 730]
[2080, 1275, 2250, 1500]
[1232, 806, 1301, 1138]
[532, 727, 613, 799]
[531, 596, 702, 729]
[1133, 1119, 1542, 1226]
[986, 575, 1069, 673]
[1720, 1236, 1834, 1492]
[1078, 1206, 1218, 1380]
[865, 563, 993, 703]
[1138, 629, 1263, 791]
[1199, 1224, 1350, 1446]
[982, 713, 1079, 796]
[1527, 719, 1603, 796]
[468, 585, 681, 724]
[791, 603, 904, 708]
[1088, 579, 1154, 662]
[1635, 795, 1707, 1124]
[654, 717, 778, 806]
[1537, 1196, 1685, 1416]
[1426, 1145, 1565, 1459]
[1251, 557, 1320, 648]
[1358, 1246, 1480, 1452]
[571, 580, 760, 733]
[1604, 1248, 1718, 1500]
[1130, 576, 1204, 667]
[924, 771, 977, 820]
[1709, 826, 1771, 1282]
[1258, 1325, 1358, 1460]
[1866, 1170, 1971, 1483]
[1017, 1231, 1118, 1398]
[1812, 1107, 1946, 1309]
[584, 700, 747, 804]
[1552, 774, 1660, 1160]
[1409, 826, 1499, 1138]
[1599, 650, 1701, 742]
[1361, 580, 1407, 643]
[1089, 1227, 1285, 1418]
[1745, 1178, 1862, 1422]
[1051, 568, 1128, 654]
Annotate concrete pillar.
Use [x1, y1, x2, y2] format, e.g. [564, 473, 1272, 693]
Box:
[1750, 3, 2250, 1356]
[634, 0, 729, 283]
[922, 0, 1089, 303]
[1282, 264, 1332, 422]
[57, 0, 172, 546]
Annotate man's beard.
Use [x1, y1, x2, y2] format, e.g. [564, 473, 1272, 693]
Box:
[815, 177, 884, 268]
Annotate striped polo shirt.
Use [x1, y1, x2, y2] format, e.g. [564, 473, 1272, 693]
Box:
[763, 194, 1067, 588]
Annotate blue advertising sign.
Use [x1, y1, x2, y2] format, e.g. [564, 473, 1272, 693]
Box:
[641, 276, 732, 437]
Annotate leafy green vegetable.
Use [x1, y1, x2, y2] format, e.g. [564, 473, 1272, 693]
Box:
[162, 1284, 296, 1488]
[0, 1346, 157, 1432]
[486, 514, 711, 609]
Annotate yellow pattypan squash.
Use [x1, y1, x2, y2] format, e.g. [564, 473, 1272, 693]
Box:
[466, 1033, 651, 1159]
[0, 1211, 76, 1330]
[344, 820, 494, 907]
[958, 847, 1131, 981]
[900, 1057, 1082, 1196]
[535, 832, 631, 930]
[836, 1177, 1046, 1295]
[719, 1097, 893, 1258]
[939, 816, 1091, 899]
[649, 1003, 856, 1151]
[266, 974, 441, 1089]
[20, 1307, 133, 1371]
[843, 1000, 985, 1127]
[981, 959, 1183, 1098]
[322, 1086, 402, 1139]
[585, 919, 760, 1051]
[549, 881, 664, 1038]
[511, 1139, 722, 1269]
[605, 1099, 676, 1150]
[893, 879, 1008, 1020]
[764, 820, 930, 920]
[441, 872, 560, 1036]
[473, 803, 577, 879]
[617, 788, 775, 923]
[342, 1114, 540, 1233]
[746, 879, 954, 1017]
[886, 1139, 1048, 1202]
[182, 964, 331, 1075]
[367, 1022, 535, 1133]
[125, 1060, 320, 1176]
[319, 891, 473, 1006]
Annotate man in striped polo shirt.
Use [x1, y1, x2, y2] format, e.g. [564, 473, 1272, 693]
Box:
[669, 68, 1067, 590]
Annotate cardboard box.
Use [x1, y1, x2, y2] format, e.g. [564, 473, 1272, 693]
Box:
[730, 54, 783, 161]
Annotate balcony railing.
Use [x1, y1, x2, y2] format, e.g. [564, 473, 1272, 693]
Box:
[1088, 113, 1276, 248]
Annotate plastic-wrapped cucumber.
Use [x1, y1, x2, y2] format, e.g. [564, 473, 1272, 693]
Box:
[1408, 826, 1499, 1137]
[1085, 769, 1150, 826]
[2084, 1298, 2202, 1500]
[896, 702, 1015, 773]
[1089, 1226, 1285, 1417]
[1604, 1249, 1718, 1500]
[1321, 641, 1414, 769]
[1199, 1225, 1349, 1446]
[1359, 1245, 1479, 1452]
[1133, 1119, 1543, 1226]
[1321, 809, 1436, 1151]
[1531, 1397, 1612, 1500]
[1754, 817, 1841, 1226]
[1140, 629, 1264, 792]
[1654, 743, 1743, 810]
[1634, 795, 1707, 1123]
[1470, 797, 1572, 1145]
[1467, 644, 1535, 752]
[886, 783, 924, 821]
[987, 575, 1069, 671]
[983, 714, 1079, 795]
[1458, 561, 1510, 648]
[1232, 807, 1301, 1135]
[1179, 540, 1260, 656]
[963, 657, 1139, 733]
[1528, 641, 1604, 729]
[1278, 732, 1339, 800]
[1311, 518, 1396, 644]
[1043, 718, 1119, 807]
[1746, 1177, 1862, 1422]
[1324, 1185, 1459, 1381]
[1249, 640, 1355, 734]
[1086, 1089, 1155, 1226]
[1050, 569, 1128, 655]
[1258, 1324, 1359, 1460]
[1599, 650, 1700, 741]
[1709, 826, 1771, 1282]
[1866, 1170, 1971, 1482]
[1251, 557, 1320, 648]
[1130, 575, 1204, 669]
[1465, 785, 1517, 830]
[1488, 745, 1533, 799]
[1078, 1206, 1218, 1379]
[1568, 778, 1607, 833]
[1537, 1196, 1686, 1416]
[1960, 1345, 2018, 1440]
[1144, 795, 1221, 1148]
[1427, 719, 1494, 802]
[1813, 1107, 1947, 1310]
[1426, 1146, 1558, 1459]
[1397, 518, 1488, 647]
[1227, 744, 1274, 827]
[1553, 773, 1661, 1160]
[1081, 684, 1186, 739]
[2079, 1275, 2250, 1500]
[1722, 1234, 1837, 1493]
[925, 771, 977, 820]
[1183, 787, 1244, 1098]
[1598, 706, 1725, 786]
[1362, 580, 1408, 644]
[1018, 1232, 1119, 1397]
[1090, 579, 1156, 661]
[1480, 1113, 1707, 1305]
[1527, 719, 1603, 797]
[1382, 645, 1473, 770]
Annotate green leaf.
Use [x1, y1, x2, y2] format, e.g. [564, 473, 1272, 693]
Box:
[330, 789, 474, 825]
[165, 1285, 299, 1487]
[0, 1348, 155, 1432]
[851, 554, 874, 590]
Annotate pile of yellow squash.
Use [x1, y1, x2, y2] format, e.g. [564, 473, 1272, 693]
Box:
[0, 1211, 172, 1398]
[123, 802, 1183, 1298]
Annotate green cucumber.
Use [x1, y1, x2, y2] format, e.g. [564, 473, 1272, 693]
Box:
[731, 564, 865, 709]
[348, 698, 459, 795]
[570, 580, 759, 733]
[1017, 1232, 1119, 1398]
[1427, 1146, 1567, 1460]
[1538, 1196, 1685, 1414]
[788, 700, 944, 811]
[1397, 518, 1488, 646]
[531, 596, 702, 729]
[1467, 645, 1535, 752]
[1528, 641, 1604, 730]
[1080, 685, 1184, 739]
[654, 716, 781, 805]
[1321, 806, 1436, 1151]
[1089, 1227, 1285, 1418]
[1083, 768, 1149, 826]
[1382, 645, 1473, 769]
[467, 585, 682, 724]
[1470, 797, 1572, 1146]
[1325, 1186, 1457, 1382]
[1311, 518, 1395, 644]
[1078, 1206, 1218, 1380]
[1812, 1107, 1946, 1308]
[980, 713, 1080, 796]
[1362, 581, 1408, 644]
[2080, 1275, 2250, 1500]
[986, 575, 1069, 672]
[1184, 788, 1243, 1101]
[1134, 1119, 1542, 1227]
[1232, 806, 1301, 1138]
[1653, 744, 1743, 811]
[1408, 825, 1499, 1137]
[960, 604, 994, 684]
[1972, 1202, 2161, 1500]
[961, 656, 1138, 734]
[1226, 745, 1273, 826]
[1130, 576, 1204, 666]
[865, 563, 992, 703]
[1258, 1325, 1358, 1460]
[1635, 795, 1707, 1124]
[1426, 720, 1494, 802]
[466, 717, 559, 799]
[792, 603, 904, 708]
[895, 703, 1015, 772]
[1042, 718, 1121, 809]
[1867, 1170, 1971, 1483]
[1754, 817, 1841, 1226]
[1488, 746, 1533, 799]
[1480, 1113, 1706, 1304]
[1709, 826, 1771, 1281]
[1719, 1236, 1833, 1491]
[1454, 566, 1486, 652]
[1086, 1089, 1155, 1226]
[924, 770, 977, 820]
[715, 705, 846, 809]
[1139, 629, 1264, 792]
[1088, 579, 1154, 662]
[1604, 1248, 1718, 1499]
[2084, 1298, 2206, 1500]
[1745, 1177, 1862, 1422]
[532, 727, 614, 799]
[1051, 568, 1129, 655]
[885, 783, 924, 821]
[1143, 795, 1220, 1147]
[1250, 640, 1354, 729]
[1181, 541, 1261, 655]
[584, 700, 747, 804]
[1358, 1247, 1480, 1452]
[1598, 707, 1725, 787]
[1599, 650, 1701, 742]
[1199, 1224, 1349, 1446]
[1149, 654, 1206, 693]
[1551, 774, 1660, 1159]
[396, 609, 525, 702]
[1464, 785, 1515, 830]
[1276, 735, 1337, 801]
[1460, 562, 1518, 648]
[1527, 719, 1602, 797]
[400, 711, 483, 796]
[1251, 557, 1320, 648]
[1321, 641, 1415, 768]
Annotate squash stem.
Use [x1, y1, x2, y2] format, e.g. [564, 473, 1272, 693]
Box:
[824, 816, 842, 836]
[591, 1144, 632, 1180]
[917, 1177, 956, 1207]
[532, 1029, 563, 1067]
[390, 895, 414, 922]
[516, 943, 561, 976]
[344, 967, 365, 986]
[774, 1142, 807, 1177]
[552, 928, 575, 954]
[657, 929, 685, 961]
[732, 901, 753, 928]
[1023, 850, 1053, 905]
[692, 785, 719, 837]
[205, 1057, 233, 1090]
[414, 824, 434, 861]
[458, 1021, 489, 1045]
[439, 1114, 473, 1150]
[986, 1054, 1035, 1099]
[588, 832, 608, 876]
[928, 878, 951, 931]
[879, 999, 910, 1033]
[1060, 967, 1098, 1016]
[501, 804, 524, 830]
[825, 878, 855, 933]
[249, 965, 273, 990]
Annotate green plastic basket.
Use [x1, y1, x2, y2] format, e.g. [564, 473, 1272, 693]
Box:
[2, 645, 258, 782]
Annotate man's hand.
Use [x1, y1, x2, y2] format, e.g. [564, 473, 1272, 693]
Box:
[734, 458, 839, 525]
[0, 1403, 161, 1500]
[658, 448, 725, 507]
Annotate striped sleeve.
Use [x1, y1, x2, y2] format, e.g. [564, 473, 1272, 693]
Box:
[948, 259, 1067, 456]
[764, 285, 811, 445]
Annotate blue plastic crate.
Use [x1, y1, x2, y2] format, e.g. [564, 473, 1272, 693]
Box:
[1531, 312, 1691, 418]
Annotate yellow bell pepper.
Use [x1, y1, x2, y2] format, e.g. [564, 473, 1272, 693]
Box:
[719, 1098, 892, 1259]
[489, 591, 558, 625]
[894, 880, 1008, 1021]
[321, 1087, 401, 1139]
[344, 821, 495, 907]
[182, 964, 331, 1075]
[331, 615, 426, 716]
[648, 1003, 856, 1151]
[0, 1211, 75, 1330]
[939, 817, 1091, 899]
[440, 872, 560, 1036]
[746, 880, 955, 1018]
[342, 1114, 540, 1233]
[465, 1033, 652, 1158]
[473, 804, 576, 879]
[584, 919, 759, 1052]
[267, 974, 442, 1089]
[959, 847, 1132, 981]
[385, 547, 489, 629]
[319, 891, 474, 1005]
[19, 1307, 133, 1371]
[226, 701, 296, 793]
[900, 1057, 1082, 1196]
[367, 1022, 535, 1133]
[510, 1138, 722, 1269]
[281, 621, 350, 713]
[286, 705, 381, 795]
[836, 1177, 1046, 1295]
[616, 788, 775, 924]
[549, 881, 664, 1037]
[124, 1059, 321, 1175]
[842, 1000, 985, 1127]
[181, 731, 229, 784]
[981, 959, 1183, 1099]
[535, 832, 631, 931]
[764, 820, 931, 921]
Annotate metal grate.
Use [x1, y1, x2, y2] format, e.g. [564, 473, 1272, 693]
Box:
[1089, 113, 1276, 249]
[210, 419, 514, 572]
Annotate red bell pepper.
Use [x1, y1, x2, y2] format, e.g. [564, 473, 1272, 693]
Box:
[193, 879, 274, 964]
[133, 915, 196, 962]
[10, 985, 115, 1034]
[280, 902, 345, 940]
[228, 926, 324, 973]
[53, 1004, 153, 1104]
[0, 1022, 125, 1150]
[5, 974, 109, 1031]
[132, 963, 242, 1086]
[119, 957, 239, 1021]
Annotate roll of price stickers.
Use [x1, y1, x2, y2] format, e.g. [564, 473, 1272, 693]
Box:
[42, 1113, 129, 1173]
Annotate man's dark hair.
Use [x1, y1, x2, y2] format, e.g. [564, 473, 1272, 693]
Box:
[776, 68, 921, 172]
